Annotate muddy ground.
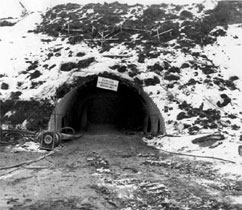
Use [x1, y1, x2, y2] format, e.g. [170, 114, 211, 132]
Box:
[0, 133, 242, 210]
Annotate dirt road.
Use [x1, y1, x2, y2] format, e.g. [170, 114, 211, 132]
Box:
[0, 133, 242, 210]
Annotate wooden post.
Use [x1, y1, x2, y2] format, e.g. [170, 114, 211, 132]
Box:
[51, 88, 58, 132]
[153, 29, 173, 39]
[156, 28, 160, 41]
[54, 90, 58, 132]
[19, 1, 29, 17]
[99, 32, 105, 47]
[0, 99, 2, 141]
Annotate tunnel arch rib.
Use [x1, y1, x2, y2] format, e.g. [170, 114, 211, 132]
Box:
[48, 75, 166, 136]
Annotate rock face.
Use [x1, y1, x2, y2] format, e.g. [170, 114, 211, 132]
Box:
[36, 1, 242, 47]
[217, 94, 231, 107]
[1, 82, 9, 90]
[144, 77, 160, 86]
[164, 73, 180, 81]
[60, 62, 77, 72]
[29, 70, 41, 80]
[60, 58, 95, 72]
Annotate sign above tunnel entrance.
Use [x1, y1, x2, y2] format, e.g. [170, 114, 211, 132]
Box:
[97, 77, 119, 91]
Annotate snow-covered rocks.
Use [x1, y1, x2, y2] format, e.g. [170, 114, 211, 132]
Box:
[0, 1, 241, 164]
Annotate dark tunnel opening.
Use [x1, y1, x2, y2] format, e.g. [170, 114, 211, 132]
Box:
[62, 79, 147, 133]
[49, 75, 166, 135]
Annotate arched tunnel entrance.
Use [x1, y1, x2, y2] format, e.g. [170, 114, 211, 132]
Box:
[49, 75, 166, 136]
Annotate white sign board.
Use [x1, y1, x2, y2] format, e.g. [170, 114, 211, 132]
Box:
[97, 77, 119, 91]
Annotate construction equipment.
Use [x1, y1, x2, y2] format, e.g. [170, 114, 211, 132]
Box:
[36, 129, 82, 151]
[37, 131, 62, 151]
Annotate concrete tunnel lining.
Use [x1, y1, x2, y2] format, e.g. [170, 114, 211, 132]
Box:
[48, 75, 166, 135]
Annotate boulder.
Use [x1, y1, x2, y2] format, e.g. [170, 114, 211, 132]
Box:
[60, 62, 77, 71]
[1, 82, 9, 90]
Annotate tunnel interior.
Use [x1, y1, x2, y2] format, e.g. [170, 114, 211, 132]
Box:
[62, 79, 147, 133]
[49, 76, 166, 135]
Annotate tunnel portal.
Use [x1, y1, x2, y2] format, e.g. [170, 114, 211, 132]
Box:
[49, 75, 165, 135]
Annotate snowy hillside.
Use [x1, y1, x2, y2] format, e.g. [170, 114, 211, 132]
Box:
[0, 1, 242, 165]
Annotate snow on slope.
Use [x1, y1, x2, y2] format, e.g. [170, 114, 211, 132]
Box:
[205, 24, 242, 81]
[0, 13, 51, 96]
[146, 22, 242, 171]
[0, 13, 43, 73]
[0, 2, 242, 174]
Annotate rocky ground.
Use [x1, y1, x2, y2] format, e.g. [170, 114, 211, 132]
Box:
[1, 133, 242, 210]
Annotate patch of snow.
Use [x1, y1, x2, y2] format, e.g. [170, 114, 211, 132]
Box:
[144, 133, 242, 178]
[214, 162, 242, 179]
[0, 0, 25, 19]
[148, 134, 240, 160]
[96, 168, 111, 173]
[21, 119, 28, 129]
[116, 184, 137, 199]
[228, 195, 242, 205]
[86, 8, 94, 14]
[4, 111, 16, 118]
[12, 141, 45, 153]
[201, 0, 218, 10]
[204, 24, 242, 81]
